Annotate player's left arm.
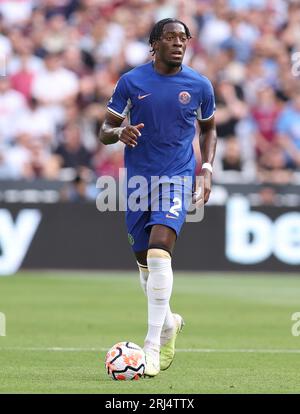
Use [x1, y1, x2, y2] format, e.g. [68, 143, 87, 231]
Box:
[197, 115, 217, 204]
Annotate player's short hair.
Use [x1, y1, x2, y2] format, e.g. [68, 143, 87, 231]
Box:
[149, 18, 192, 56]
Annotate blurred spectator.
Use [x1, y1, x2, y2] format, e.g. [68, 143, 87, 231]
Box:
[3, 132, 58, 179]
[60, 170, 96, 202]
[42, 13, 70, 53]
[0, 77, 27, 146]
[122, 23, 150, 68]
[199, 1, 231, 53]
[32, 51, 79, 125]
[281, 1, 300, 52]
[220, 12, 259, 63]
[221, 136, 242, 171]
[54, 123, 93, 172]
[215, 78, 248, 139]
[276, 90, 300, 169]
[63, 45, 92, 77]
[257, 144, 293, 184]
[9, 37, 44, 100]
[14, 97, 55, 148]
[214, 135, 256, 183]
[0, 0, 34, 25]
[8, 37, 44, 77]
[0, 15, 12, 59]
[256, 186, 279, 206]
[251, 85, 282, 157]
[94, 141, 124, 179]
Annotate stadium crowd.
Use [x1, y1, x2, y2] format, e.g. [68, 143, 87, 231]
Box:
[0, 0, 300, 194]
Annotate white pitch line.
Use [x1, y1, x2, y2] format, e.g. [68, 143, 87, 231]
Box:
[1, 347, 300, 354]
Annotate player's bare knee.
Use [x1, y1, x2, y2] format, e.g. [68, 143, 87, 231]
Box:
[147, 248, 171, 260]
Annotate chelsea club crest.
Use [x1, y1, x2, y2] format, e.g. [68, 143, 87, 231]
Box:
[178, 91, 191, 104]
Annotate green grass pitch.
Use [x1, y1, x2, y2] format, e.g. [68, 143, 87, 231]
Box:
[1, 272, 300, 394]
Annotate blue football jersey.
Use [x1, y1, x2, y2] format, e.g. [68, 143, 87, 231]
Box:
[107, 61, 215, 184]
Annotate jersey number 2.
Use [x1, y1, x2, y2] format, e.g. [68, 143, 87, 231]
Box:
[169, 197, 182, 217]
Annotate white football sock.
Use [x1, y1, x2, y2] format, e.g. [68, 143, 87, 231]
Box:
[137, 262, 148, 296]
[162, 306, 175, 331]
[137, 261, 174, 333]
[144, 248, 173, 349]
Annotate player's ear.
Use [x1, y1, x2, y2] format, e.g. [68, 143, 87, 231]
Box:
[152, 40, 159, 53]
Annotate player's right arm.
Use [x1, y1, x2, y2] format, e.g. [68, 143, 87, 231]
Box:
[99, 75, 144, 147]
[99, 111, 144, 148]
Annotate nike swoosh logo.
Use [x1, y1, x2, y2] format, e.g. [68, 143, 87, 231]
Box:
[166, 214, 178, 219]
[138, 93, 151, 100]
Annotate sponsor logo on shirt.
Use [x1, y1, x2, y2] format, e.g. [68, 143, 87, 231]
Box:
[138, 93, 151, 100]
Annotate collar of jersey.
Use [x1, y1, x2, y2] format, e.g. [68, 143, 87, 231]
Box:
[151, 61, 183, 77]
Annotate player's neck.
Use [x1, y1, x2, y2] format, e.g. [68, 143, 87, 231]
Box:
[152, 60, 182, 76]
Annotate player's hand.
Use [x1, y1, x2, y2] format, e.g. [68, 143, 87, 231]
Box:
[193, 170, 212, 206]
[192, 176, 204, 208]
[202, 169, 212, 204]
[118, 123, 144, 148]
[192, 189, 203, 208]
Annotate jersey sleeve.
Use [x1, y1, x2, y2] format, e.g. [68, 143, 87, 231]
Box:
[107, 76, 131, 119]
[197, 79, 216, 121]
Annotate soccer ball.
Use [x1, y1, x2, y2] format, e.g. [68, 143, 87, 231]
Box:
[105, 341, 145, 380]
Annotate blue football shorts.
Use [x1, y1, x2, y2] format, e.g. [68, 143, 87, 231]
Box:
[125, 180, 193, 252]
